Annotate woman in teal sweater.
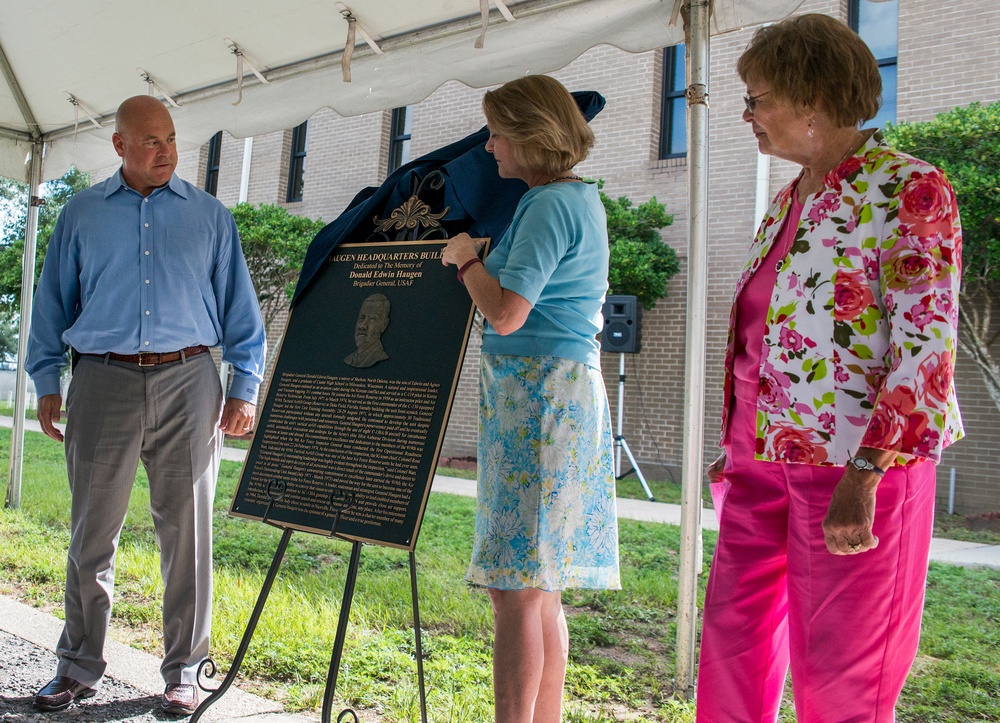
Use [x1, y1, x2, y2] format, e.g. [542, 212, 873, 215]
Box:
[443, 74, 620, 723]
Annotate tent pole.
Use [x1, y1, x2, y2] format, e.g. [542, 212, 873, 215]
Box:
[218, 136, 255, 395]
[675, 0, 711, 699]
[6, 140, 44, 510]
[239, 136, 254, 203]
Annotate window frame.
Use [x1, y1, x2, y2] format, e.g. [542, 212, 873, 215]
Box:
[204, 131, 222, 197]
[286, 121, 308, 203]
[387, 106, 413, 174]
[659, 44, 687, 160]
[848, 0, 898, 128]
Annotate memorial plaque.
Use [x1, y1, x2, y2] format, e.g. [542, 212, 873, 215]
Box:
[230, 239, 477, 550]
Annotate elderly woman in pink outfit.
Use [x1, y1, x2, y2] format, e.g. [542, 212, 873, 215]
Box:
[696, 14, 963, 722]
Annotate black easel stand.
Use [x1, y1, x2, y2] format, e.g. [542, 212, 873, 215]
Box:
[190, 484, 428, 723]
[319, 545, 428, 723]
[409, 551, 428, 723]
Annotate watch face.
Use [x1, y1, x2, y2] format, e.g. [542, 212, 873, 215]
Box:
[850, 456, 884, 475]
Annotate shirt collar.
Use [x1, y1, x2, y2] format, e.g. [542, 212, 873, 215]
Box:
[104, 167, 187, 200]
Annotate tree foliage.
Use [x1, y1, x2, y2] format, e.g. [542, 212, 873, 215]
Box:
[884, 101, 1000, 410]
[0, 168, 91, 315]
[229, 202, 324, 332]
[0, 311, 17, 360]
[600, 185, 679, 309]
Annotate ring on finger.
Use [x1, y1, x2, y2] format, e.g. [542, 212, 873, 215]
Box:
[848, 542, 862, 552]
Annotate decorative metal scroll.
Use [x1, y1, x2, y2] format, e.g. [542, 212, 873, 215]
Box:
[370, 169, 451, 242]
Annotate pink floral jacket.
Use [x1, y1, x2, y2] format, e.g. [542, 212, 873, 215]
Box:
[720, 133, 964, 465]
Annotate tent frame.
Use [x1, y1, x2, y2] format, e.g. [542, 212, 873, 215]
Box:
[676, 0, 710, 697]
[2, 0, 722, 700]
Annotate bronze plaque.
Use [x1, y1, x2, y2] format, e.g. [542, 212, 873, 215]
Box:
[230, 240, 476, 550]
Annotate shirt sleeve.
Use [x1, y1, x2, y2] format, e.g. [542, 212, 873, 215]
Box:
[212, 211, 267, 404]
[860, 167, 963, 460]
[496, 193, 573, 305]
[25, 208, 78, 398]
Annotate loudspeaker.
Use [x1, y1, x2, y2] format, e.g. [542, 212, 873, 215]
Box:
[601, 295, 642, 353]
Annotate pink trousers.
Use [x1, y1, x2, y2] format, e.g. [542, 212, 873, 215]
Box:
[696, 393, 936, 722]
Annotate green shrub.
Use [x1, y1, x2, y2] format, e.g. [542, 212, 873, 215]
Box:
[600, 184, 679, 309]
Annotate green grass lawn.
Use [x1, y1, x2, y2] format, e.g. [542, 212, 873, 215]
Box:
[1, 429, 999, 721]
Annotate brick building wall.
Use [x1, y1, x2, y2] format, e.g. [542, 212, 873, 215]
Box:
[893, 0, 1000, 513]
[132, 0, 997, 513]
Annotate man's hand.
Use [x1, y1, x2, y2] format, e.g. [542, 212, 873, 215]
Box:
[37, 394, 65, 443]
[219, 398, 256, 436]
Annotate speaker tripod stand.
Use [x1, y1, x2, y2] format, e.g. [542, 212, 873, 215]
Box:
[614, 353, 655, 502]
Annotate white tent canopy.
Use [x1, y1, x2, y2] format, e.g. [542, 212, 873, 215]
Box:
[1, 0, 804, 697]
[2, 0, 799, 181]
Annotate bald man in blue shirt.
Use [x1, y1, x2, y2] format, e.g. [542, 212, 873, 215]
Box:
[26, 95, 266, 716]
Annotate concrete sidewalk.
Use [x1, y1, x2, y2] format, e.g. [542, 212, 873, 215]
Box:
[5, 414, 999, 569]
[0, 595, 310, 723]
[428, 473, 1000, 569]
[1, 417, 998, 722]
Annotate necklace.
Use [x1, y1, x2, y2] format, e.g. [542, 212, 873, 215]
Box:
[544, 174, 583, 185]
[833, 130, 866, 170]
[798, 131, 867, 201]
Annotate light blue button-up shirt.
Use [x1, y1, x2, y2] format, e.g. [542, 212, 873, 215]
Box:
[26, 170, 266, 403]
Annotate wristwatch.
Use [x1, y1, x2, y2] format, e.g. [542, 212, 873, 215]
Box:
[849, 455, 886, 476]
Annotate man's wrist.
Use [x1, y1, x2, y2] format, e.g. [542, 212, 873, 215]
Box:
[32, 372, 63, 399]
[226, 376, 260, 406]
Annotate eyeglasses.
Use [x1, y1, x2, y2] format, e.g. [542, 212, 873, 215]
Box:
[743, 91, 770, 114]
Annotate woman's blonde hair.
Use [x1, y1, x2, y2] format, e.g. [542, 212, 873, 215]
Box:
[736, 13, 882, 128]
[482, 75, 594, 175]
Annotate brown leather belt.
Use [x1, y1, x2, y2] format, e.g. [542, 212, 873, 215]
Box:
[84, 345, 210, 367]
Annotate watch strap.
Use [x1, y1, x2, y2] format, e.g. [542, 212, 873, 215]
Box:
[850, 455, 886, 476]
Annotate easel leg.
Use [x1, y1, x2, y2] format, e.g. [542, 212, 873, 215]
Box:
[409, 551, 428, 723]
[322, 540, 364, 723]
[191, 527, 295, 723]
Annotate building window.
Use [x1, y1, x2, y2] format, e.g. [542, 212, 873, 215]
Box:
[388, 107, 413, 173]
[204, 131, 222, 197]
[849, 0, 898, 129]
[286, 121, 308, 202]
[659, 44, 686, 159]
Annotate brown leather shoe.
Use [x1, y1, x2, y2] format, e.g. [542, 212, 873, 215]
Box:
[161, 683, 199, 716]
[34, 676, 97, 711]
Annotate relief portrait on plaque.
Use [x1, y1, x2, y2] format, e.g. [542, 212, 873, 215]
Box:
[344, 293, 391, 368]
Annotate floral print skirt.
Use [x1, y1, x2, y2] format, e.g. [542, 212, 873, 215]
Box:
[466, 354, 621, 591]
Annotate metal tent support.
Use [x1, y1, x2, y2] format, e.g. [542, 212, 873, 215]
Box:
[675, 0, 711, 699]
[6, 140, 43, 510]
